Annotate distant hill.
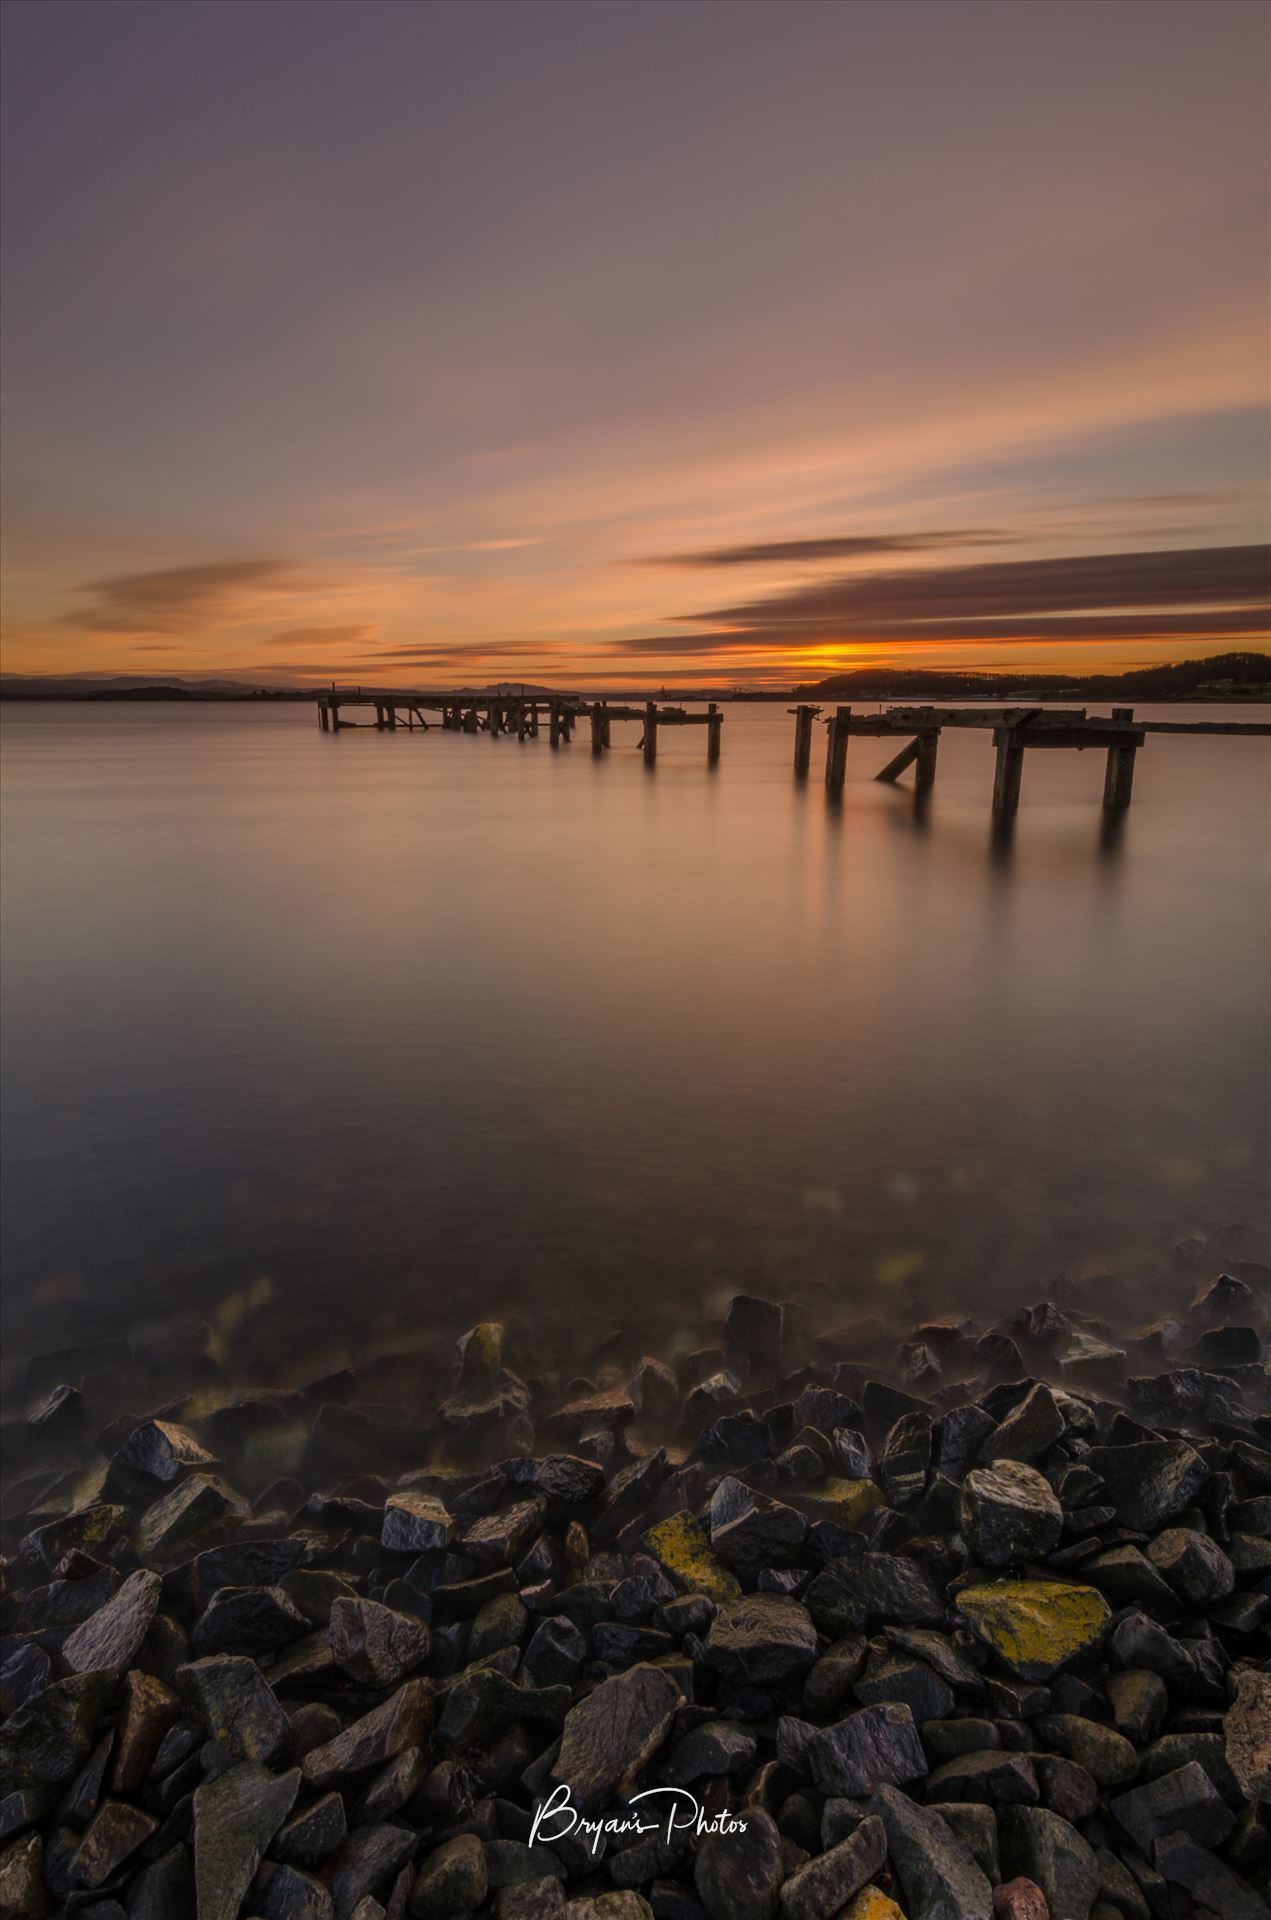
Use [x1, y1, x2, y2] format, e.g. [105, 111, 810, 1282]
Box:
[793, 651, 1271, 702]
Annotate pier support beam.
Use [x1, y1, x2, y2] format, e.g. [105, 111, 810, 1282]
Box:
[825, 706, 851, 791]
[707, 702, 722, 763]
[590, 705, 611, 752]
[643, 702, 659, 765]
[915, 729, 939, 790]
[1103, 707, 1137, 808]
[874, 735, 921, 784]
[792, 704, 817, 774]
[318, 702, 329, 731]
[992, 728, 1025, 815]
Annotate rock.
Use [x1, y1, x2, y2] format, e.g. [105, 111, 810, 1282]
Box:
[69, 1800, 157, 1888]
[664, 1719, 757, 1784]
[1082, 1442, 1208, 1533]
[805, 1704, 928, 1799]
[329, 1823, 417, 1918]
[461, 1498, 545, 1572]
[980, 1386, 1064, 1466]
[179, 1654, 289, 1762]
[956, 1581, 1110, 1681]
[437, 1670, 569, 1748]
[703, 1594, 818, 1685]
[193, 1759, 301, 1920]
[937, 1406, 998, 1481]
[549, 1389, 635, 1434]
[504, 1454, 607, 1508]
[1080, 1547, 1177, 1611]
[927, 1751, 1039, 1805]
[694, 1805, 784, 1920]
[855, 1650, 954, 1724]
[726, 1295, 785, 1370]
[780, 1814, 887, 1920]
[382, 1493, 452, 1556]
[111, 1669, 179, 1791]
[409, 1832, 488, 1917]
[1108, 1761, 1236, 1856]
[870, 1783, 993, 1920]
[0, 1833, 47, 1920]
[930, 1803, 1001, 1883]
[629, 1356, 680, 1421]
[878, 1414, 933, 1509]
[1106, 1670, 1167, 1746]
[648, 1512, 748, 1605]
[1225, 1664, 1271, 1803]
[1106, 1610, 1194, 1688]
[137, 1474, 249, 1557]
[262, 1862, 334, 1920]
[842, 1892, 905, 1920]
[192, 1583, 310, 1656]
[786, 1477, 883, 1529]
[551, 1663, 680, 1812]
[458, 1321, 505, 1388]
[711, 1490, 808, 1577]
[1152, 1830, 1271, 1920]
[1093, 1851, 1149, 1920]
[1034, 1716, 1138, 1788]
[115, 1418, 217, 1482]
[304, 1681, 434, 1788]
[0, 1669, 116, 1793]
[60, 1569, 162, 1675]
[0, 1647, 50, 1716]
[960, 1464, 1063, 1571]
[993, 1880, 1050, 1920]
[275, 1791, 349, 1865]
[806, 1553, 943, 1634]
[522, 1615, 588, 1688]
[330, 1597, 430, 1686]
[1144, 1527, 1235, 1605]
[999, 1807, 1098, 1920]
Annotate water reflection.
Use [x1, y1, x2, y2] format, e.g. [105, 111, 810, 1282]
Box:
[0, 700, 1267, 1386]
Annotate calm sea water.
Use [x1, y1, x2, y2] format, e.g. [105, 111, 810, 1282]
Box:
[2, 700, 1268, 1387]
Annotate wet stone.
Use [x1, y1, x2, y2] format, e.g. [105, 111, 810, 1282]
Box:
[408, 1831, 487, 1917]
[694, 1804, 784, 1920]
[262, 1862, 335, 1920]
[192, 1582, 310, 1657]
[1035, 1715, 1138, 1788]
[979, 1386, 1064, 1466]
[138, 1475, 249, 1558]
[960, 1464, 1063, 1571]
[928, 1750, 1039, 1806]
[1083, 1442, 1209, 1533]
[957, 1581, 1110, 1682]
[330, 1596, 431, 1686]
[780, 1813, 887, 1920]
[703, 1593, 819, 1685]
[1144, 1527, 1234, 1605]
[806, 1553, 944, 1634]
[179, 1654, 289, 1763]
[0, 1669, 117, 1793]
[115, 1419, 217, 1483]
[70, 1799, 158, 1889]
[193, 1759, 301, 1920]
[111, 1669, 180, 1792]
[382, 1493, 452, 1556]
[273, 1790, 348, 1865]
[1224, 1664, 1271, 1804]
[1108, 1760, 1236, 1858]
[870, 1783, 993, 1920]
[854, 1650, 955, 1724]
[930, 1802, 1001, 1883]
[806, 1703, 928, 1799]
[663, 1720, 757, 1785]
[303, 1680, 434, 1789]
[329, 1822, 418, 1919]
[551, 1662, 681, 1813]
[878, 1413, 933, 1509]
[999, 1807, 1099, 1920]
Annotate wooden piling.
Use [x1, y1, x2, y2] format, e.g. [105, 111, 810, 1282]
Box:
[1102, 707, 1137, 808]
[549, 701, 561, 748]
[992, 728, 1025, 815]
[915, 730, 939, 790]
[792, 704, 817, 774]
[643, 702, 658, 765]
[707, 702, 722, 763]
[825, 706, 851, 790]
[874, 736, 921, 783]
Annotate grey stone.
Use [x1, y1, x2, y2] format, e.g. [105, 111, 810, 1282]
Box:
[57, 1570, 161, 1677]
[1152, 1830, 1271, 1920]
[138, 1475, 249, 1557]
[115, 1419, 217, 1483]
[703, 1594, 818, 1686]
[303, 1680, 434, 1789]
[878, 1413, 933, 1509]
[694, 1805, 784, 1920]
[329, 1824, 417, 1920]
[854, 1651, 954, 1724]
[179, 1654, 289, 1763]
[1109, 1761, 1236, 1856]
[0, 1669, 116, 1793]
[1083, 1442, 1208, 1533]
[409, 1831, 488, 1917]
[979, 1386, 1064, 1466]
[1225, 1664, 1271, 1804]
[330, 1597, 430, 1686]
[193, 1759, 300, 1920]
[263, 1863, 335, 1920]
[69, 1799, 157, 1889]
[999, 1806, 1099, 1920]
[382, 1493, 452, 1556]
[726, 1295, 785, 1370]
[870, 1783, 993, 1920]
[960, 1464, 1062, 1571]
[1035, 1716, 1138, 1788]
[192, 1583, 310, 1657]
[522, 1615, 588, 1689]
[1145, 1527, 1235, 1605]
[779, 1814, 886, 1920]
[805, 1553, 943, 1634]
[806, 1704, 928, 1799]
[927, 1751, 1039, 1806]
[929, 1803, 1001, 1884]
[551, 1663, 680, 1813]
[274, 1791, 348, 1865]
[663, 1720, 757, 1784]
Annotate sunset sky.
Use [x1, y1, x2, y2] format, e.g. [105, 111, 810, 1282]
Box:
[2, 0, 1268, 689]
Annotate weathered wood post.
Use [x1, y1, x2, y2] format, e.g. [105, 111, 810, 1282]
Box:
[707, 702, 722, 763]
[992, 726, 1026, 815]
[1103, 707, 1137, 808]
[825, 706, 851, 791]
[386, 704, 398, 730]
[643, 702, 659, 765]
[330, 704, 342, 731]
[915, 729, 939, 789]
[590, 704, 611, 753]
[549, 701, 562, 747]
[463, 706, 479, 734]
[792, 704, 815, 773]
[318, 699, 329, 731]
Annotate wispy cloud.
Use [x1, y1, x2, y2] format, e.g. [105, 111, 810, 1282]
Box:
[634, 542, 1271, 652]
[640, 530, 1017, 569]
[62, 559, 296, 634]
[272, 624, 378, 646]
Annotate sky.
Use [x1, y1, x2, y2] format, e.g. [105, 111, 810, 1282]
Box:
[1, 0, 1268, 690]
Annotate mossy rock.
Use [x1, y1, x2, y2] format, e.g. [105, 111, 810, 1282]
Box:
[644, 1512, 741, 1606]
[844, 1888, 906, 1920]
[957, 1579, 1111, 1681]
[787, 1477, 884, 1528]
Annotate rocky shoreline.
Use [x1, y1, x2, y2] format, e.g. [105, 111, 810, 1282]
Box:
[1, 1273, 1268, 1920]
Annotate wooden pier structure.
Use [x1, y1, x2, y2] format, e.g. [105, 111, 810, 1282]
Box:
[317, 690, 723, 765]
[790, 701, 1269, 815]
[315, 688, 1267, 817]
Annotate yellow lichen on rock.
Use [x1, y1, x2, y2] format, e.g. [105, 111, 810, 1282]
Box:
[787, 1477, 884, 1528]
[845, 1887, 906, 1920]
[644, 1511, 741, 1606]
[957, 1578, 1111, 1681]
